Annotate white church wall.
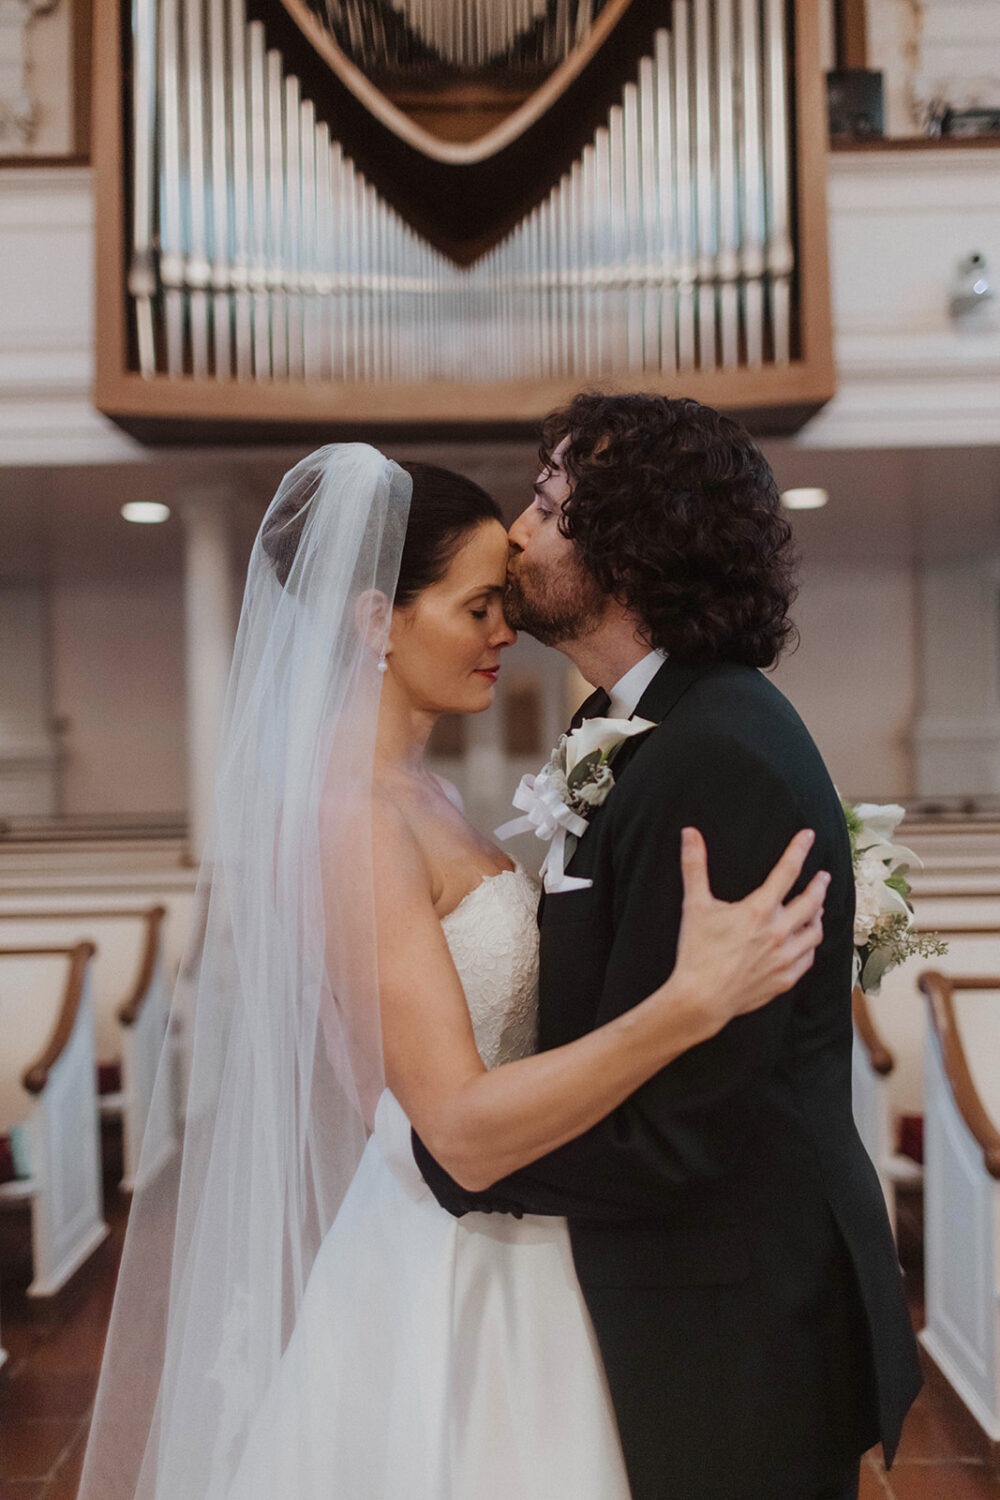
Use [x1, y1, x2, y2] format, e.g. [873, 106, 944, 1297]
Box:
[798, 145, 1000, 448]
[49, 573, 187, 817]
[0, 581, 61, 816]
[769, 559, 918, 802]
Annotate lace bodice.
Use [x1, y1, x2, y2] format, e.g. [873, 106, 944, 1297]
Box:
[441, 866, 539, 1068]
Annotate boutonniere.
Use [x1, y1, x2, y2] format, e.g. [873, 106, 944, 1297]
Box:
[496, 716, 656, 893]
[843, 799, 948, 994]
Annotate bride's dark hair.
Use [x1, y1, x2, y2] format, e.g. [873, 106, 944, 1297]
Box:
[262, 457, 501, 600]
[393, 462, 502, 606]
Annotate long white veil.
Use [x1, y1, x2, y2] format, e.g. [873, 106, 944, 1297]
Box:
[78, 444, 412, 1499]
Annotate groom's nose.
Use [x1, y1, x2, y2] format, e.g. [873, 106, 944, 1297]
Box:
[507, 509, 531, 552]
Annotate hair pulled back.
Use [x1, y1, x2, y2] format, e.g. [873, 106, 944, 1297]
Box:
[392, 462, 502, 605]
[262, 453, 502, 601]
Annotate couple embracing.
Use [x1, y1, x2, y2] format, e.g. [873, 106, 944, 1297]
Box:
[80, 392, 921, 1500]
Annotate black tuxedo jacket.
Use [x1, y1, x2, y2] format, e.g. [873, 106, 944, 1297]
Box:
[414, 659, 922, 1500]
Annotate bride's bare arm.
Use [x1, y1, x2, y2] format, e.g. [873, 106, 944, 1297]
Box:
[374, 803, 827, 1192]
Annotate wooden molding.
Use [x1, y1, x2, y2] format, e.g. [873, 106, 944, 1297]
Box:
[834, 0, 867, 71]
[72, 0, 94, 158]
[918, 970, 1000, 1179]
[852, 986, 895, 1076]
[0, 905, 168, 1029]
[92, 0, 129, 417]
[0, 943, 97, 1096]
[118, 906, 167, 1027]
[275, 0, 633, 165]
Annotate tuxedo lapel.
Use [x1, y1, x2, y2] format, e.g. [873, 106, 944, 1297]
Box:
[568, 685, 611, 731]
[594, 657, 710, 788]
[634, 656, 710, 724]
[536, 658, 712, 921]
[550, 658, 711, 895]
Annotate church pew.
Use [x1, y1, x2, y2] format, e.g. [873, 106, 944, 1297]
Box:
[0, 907, 175, 1192]
[918, 969, 1000, 1441]
[851, 986, 922, 1238]
[850, 901, 1000, 1213]
[0, 944, 109, 1295]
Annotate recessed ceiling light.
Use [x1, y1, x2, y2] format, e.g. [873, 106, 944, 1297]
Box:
[780, 487, 828, 511]
[121, 501, 171, 524]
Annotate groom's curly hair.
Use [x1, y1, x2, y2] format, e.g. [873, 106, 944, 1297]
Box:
[540, 391, 798, 668]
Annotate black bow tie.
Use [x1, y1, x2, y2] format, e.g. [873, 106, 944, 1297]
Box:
[569, 686, 611, 731]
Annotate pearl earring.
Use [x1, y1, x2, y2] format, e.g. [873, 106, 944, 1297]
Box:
[377, 653, 389, 674]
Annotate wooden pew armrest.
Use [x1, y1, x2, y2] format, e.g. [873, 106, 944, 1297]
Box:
[919, 969, 1000, 1179]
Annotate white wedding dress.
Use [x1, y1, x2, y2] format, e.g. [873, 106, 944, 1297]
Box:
[225, 866, 631, 1499]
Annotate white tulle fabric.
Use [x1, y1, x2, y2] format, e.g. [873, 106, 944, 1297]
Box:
[78, 445, 411, 1500]
[223, 867, 630, 1499]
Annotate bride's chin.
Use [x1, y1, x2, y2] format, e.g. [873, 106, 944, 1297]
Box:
[453, 686, 497, 716]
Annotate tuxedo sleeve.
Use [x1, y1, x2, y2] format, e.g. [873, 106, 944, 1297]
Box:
[413, 728, 846, 1221]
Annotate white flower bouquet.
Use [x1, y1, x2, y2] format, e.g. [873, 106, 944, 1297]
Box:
[843, 800, 947, 994]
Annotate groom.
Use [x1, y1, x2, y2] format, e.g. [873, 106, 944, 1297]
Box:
[413, 392, 921, 1500]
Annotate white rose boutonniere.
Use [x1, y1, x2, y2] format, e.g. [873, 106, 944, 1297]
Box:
[496, 716, 656, 893]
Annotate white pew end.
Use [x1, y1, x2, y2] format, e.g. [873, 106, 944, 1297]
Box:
[851, 986, 922, 1239]
[0, 944, 109, 1296]
[0, 907, 175, 1192]
[918, 969, 1000, 1440]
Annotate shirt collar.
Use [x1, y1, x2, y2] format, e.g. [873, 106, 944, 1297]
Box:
[607, 649, 667, 719]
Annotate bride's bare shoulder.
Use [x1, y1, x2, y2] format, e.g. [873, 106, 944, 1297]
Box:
[431, 774, 464, 813]
[370, 786, 438, 900]
[320, 782, 436, 909]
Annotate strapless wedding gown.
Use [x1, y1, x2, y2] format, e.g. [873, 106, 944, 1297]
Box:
[226, 867, 630, 1498]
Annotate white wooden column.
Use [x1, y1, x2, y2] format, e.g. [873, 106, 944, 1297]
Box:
[462, 704, 509, 835]
[912, 553, 1000, 799]
[0, 581, 61, 818]
[180, 489, 236, 863]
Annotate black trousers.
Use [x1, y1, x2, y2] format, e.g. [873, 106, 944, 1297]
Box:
[816, 1468, 860, 1500]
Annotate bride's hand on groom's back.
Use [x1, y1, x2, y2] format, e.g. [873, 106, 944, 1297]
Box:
[670, 827, 829, 1035]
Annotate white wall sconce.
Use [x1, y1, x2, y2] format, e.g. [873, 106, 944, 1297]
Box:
[121, 501, 171, 523]
[780, 487, 828, 511]
[949, 253, 996, 328]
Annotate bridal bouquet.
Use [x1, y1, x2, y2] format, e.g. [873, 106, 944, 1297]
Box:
[844, 799, 947, 994]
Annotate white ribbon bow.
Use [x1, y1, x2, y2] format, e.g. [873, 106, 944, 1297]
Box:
[495, 766, 593, 893]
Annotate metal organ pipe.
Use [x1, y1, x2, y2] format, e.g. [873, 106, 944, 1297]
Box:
[128, 1, 797, 385]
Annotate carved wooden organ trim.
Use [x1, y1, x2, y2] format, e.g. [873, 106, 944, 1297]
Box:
[92, 0, 834, 439]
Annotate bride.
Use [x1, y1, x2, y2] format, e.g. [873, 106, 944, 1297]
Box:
[79, 445, 827, 1499]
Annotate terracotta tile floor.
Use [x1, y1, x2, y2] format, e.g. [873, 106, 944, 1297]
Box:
[1, 1141, 997, 1499]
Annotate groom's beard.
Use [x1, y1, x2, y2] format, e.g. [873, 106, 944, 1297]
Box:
[504, 553, 606, 647]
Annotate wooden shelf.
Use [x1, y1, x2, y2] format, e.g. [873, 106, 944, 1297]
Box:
[831, 135, 1000, 152]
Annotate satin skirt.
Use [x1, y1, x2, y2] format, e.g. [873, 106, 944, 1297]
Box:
[225, 1090, 630, 1499]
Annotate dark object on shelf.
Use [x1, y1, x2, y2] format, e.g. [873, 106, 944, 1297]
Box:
[826, 69, 884, 139]
[942, 106, 1000, 139]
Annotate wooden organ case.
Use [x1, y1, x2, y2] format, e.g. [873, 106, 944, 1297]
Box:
[92, 0, 834, 441]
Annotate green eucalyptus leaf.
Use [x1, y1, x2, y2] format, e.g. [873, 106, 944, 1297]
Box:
[885, 871, 911, 901]
[861, 945, 893, 995]
[567, 749, 603, 790]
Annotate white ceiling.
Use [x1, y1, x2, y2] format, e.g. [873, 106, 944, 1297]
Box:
[1, 439, 998, 581]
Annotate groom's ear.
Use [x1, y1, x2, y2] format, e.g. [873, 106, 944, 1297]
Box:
[355, 589, 392, 653]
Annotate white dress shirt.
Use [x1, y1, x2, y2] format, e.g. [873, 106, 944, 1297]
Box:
[607, 649, 667, 719]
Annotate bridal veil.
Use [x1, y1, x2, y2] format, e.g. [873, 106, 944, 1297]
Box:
[78, 445, 411, 1498]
